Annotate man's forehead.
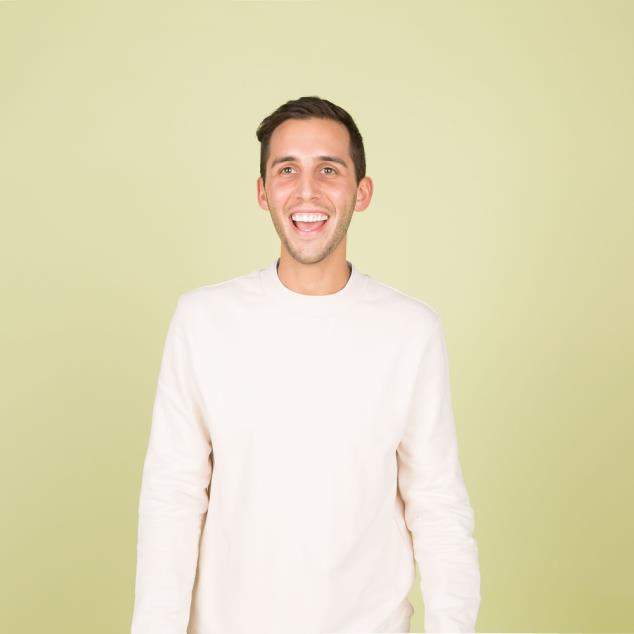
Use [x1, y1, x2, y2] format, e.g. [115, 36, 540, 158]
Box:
[268, 119, 351, 163]
[270, 118, 348, 144]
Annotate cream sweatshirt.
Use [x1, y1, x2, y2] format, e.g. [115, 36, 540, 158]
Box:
[131, 258, 481, 634]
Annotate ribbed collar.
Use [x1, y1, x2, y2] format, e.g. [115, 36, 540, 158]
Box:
[259, 257, 368, 315]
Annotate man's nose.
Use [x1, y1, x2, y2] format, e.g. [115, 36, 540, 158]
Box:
[295, 171, 319, 201]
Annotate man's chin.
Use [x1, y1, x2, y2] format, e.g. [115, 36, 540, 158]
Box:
[284, 244, 332, 266]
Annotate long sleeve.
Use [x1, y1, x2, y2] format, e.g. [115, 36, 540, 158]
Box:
[396, 315, 481, 633]
[131, 296, 213, 634]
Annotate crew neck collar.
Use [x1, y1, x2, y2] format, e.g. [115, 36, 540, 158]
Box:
[259, 257, 367, 315]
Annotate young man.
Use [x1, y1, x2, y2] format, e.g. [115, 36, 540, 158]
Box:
[131, 96, 481, 634]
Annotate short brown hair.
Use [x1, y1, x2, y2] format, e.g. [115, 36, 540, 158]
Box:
[256, 96, 366, 185]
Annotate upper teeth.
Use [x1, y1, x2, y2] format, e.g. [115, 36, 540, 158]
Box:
[291, 213, 328, 222]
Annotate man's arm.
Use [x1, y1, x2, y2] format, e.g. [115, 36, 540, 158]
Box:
[396, 315, 481, 633]
[131, 296, 213, 634]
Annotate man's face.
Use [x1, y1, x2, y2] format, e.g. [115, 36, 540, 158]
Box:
[256, 117, 372, 266]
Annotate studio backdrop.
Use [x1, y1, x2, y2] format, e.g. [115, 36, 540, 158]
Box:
[1, 1, 633, 632]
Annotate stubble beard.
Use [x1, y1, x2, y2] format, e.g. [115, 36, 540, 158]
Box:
[268, 195, 357, 266]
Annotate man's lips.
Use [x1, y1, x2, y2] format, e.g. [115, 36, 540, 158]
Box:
[288, 209, 330, 218]
[289, 213, 330, 236]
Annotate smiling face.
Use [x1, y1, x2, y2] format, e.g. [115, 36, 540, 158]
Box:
[256, 117, 372, 266]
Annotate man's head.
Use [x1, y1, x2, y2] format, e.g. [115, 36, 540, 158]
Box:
[256, 96, 366, 186]
[255, 96, 373, 266]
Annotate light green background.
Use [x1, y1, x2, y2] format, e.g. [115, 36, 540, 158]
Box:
[1, 1, 632, 632]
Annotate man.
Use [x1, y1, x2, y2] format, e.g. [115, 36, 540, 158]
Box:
[131, 96, 481, 634]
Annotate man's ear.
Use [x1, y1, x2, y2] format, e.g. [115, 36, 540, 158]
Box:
[256, 176, 269, 211]
[354, 176, 374, 212]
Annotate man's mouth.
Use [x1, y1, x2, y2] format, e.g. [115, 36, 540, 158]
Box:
[289, 213, 329, 235]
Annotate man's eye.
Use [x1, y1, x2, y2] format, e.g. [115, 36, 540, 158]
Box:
[322, 167, 337, 175]
[280, 166, 294, 174]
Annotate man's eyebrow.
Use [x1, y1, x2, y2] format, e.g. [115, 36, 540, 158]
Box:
[270, 155, 348, 168]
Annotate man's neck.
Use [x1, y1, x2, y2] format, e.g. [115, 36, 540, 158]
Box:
[276, 256, 351, 296]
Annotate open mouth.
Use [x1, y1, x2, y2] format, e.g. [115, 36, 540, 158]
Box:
[290, 217, 329, 235]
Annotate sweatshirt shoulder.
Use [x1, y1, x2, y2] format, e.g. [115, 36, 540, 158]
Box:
[362, 272, 442, 333]
[173, 267, 263, 319]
